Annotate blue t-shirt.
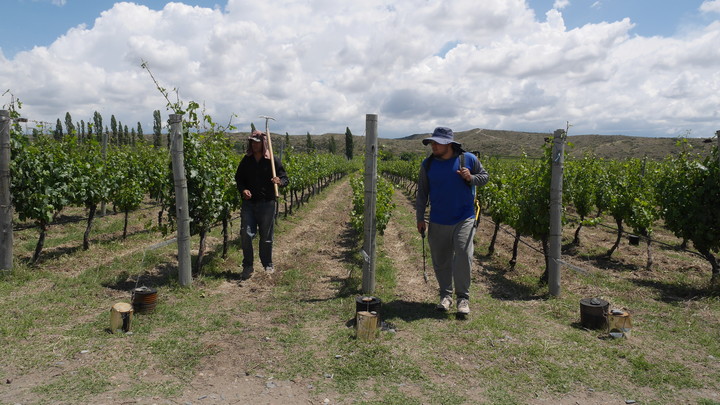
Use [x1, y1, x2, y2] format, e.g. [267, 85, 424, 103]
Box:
[426, 153, 477, 225]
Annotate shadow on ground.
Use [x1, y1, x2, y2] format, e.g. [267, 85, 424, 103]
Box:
[103, 262, 178, 292]
[377, 299, 449, 323]
[631, 277, 718, 301]
[475, 255, 546, 301]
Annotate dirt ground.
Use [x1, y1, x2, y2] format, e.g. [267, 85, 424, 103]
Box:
[149, 181, 658, 404]
[164, 180, 445, 405]
[3, 177, 717, 405]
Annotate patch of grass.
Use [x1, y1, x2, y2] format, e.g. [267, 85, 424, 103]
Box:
[329, 343, 424, 392]
[148, 336, 215, 377]
[31, 367, 110, 402]
[118, 381, 184, 399]
[354, 386, 427, 405]
[627, 353, 701, 389]
[485, 385, 524, 405]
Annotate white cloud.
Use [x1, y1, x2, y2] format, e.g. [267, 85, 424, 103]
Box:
[700, 0, 720, 14]
[51, 0, 66, 6]
[553, 0, 570, 10]
[1, 0, 719, 138]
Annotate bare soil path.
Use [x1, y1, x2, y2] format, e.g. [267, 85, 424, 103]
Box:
[169, 178, 361, 405]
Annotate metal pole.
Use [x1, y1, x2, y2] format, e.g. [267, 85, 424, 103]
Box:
[170, 114, 192, 286]
[362, 114, 378, 294]
[548, 128, 566, 297]
[0, 110, 12, 270]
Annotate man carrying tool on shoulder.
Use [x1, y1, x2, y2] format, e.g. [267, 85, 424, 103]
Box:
[416, 127, 489, 315]
[235, 130, 289, 280]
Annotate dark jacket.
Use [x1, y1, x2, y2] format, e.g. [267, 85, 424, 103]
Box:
[235, 155, 289, 201]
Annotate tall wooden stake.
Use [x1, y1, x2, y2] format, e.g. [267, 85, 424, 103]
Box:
[260, 116, 279, 197]
[362, 114, 378, 294]
[549, 128, 566, 297]
[0, 110, 12, 271]
[100, 129, 108, 216]
[716, 130, 719, 169]
[170, 114, 192, 286]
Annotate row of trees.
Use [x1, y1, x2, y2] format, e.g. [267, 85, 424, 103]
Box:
[381, 137, 720, 284]
[33, 108, 359, 160]
[30, 109, 190, 150]
[11, 134, 167, 263]
[9, 105, 359, 272]
[279, 126, 355, 158]
[561, 139, 719, 283]
[45, 111, 150, 146]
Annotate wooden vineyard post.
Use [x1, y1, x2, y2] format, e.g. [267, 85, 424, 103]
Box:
[362, 114, 378, 294]
[100, 129, 108, 216]
[0, 110, 12, 271]
[356, 311, 379, 341]
[716, 130, 719, 169]
[170, 114, 192, 286]
[548, 128, 566, 297]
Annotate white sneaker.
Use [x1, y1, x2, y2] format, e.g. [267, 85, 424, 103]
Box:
[436, 296, 452, 312]
[457, 299, 470, 315]
[264, 265, 275, 274]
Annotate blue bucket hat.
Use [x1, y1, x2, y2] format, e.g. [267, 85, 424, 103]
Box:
[422, 127, 461, 146]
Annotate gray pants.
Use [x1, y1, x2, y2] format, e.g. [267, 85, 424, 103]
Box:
[428, 217, 475, 300]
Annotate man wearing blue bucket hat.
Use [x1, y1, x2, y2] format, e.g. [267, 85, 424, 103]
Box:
[416, 127, 489, 315]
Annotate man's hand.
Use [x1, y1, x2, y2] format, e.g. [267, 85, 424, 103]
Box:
[457, 167, 472, 182]
[417, 221, 427, 235]
[271, 176, 281, 185]
[242, 189, 252, 200]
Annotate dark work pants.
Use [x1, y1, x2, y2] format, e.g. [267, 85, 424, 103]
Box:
[240, 199, 277, 269]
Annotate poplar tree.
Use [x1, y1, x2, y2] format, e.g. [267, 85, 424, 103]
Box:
[153, 110, 162, 147]
[54, 119, 63, 141]
[137, 122, 144, 143]
[328, 135, 337, 154]
[93, 111, 103, 143]
[345, 127, 353, 160]
[64, 112, 75, 136]
[110, 115, 118, 145]
[306, 131, 314, 151]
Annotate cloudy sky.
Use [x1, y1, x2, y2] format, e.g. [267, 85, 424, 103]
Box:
[1, 0, 719, 139]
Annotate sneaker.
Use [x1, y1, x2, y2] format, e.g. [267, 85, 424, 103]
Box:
[457, 299, 470, 315]
[264, 265, 275, 274]
[240, 266, 254, 280]
[436, 296, 452, 312]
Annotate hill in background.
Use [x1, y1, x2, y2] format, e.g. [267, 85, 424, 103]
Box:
[229, 128, 717, 161]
